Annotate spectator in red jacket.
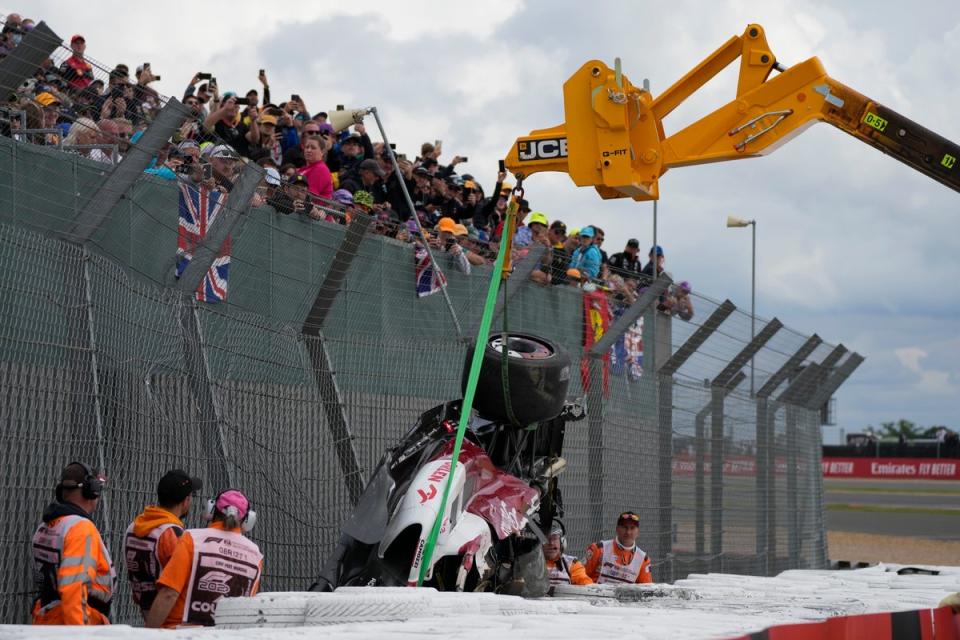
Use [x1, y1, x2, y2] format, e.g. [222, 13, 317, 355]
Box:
[59, 35, 93, 91]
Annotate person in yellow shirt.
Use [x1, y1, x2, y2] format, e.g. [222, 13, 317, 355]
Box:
[583, 511, 653, 584]
[542, 521, 592, 585]
[31, 462, 115, 625]
[146, 489, 263, 628]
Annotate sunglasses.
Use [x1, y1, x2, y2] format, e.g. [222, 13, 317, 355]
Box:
[303, 130, 321, 135]
[618, 512, 640, 524]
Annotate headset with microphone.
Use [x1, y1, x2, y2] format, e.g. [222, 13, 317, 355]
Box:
[56, 461, 104, 502]
[202, 489, 257, 533]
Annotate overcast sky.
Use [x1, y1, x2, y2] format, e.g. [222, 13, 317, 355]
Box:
[15, 1, 960, 433]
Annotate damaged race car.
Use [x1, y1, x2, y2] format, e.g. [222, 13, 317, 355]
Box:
[311, 332, 583, 597]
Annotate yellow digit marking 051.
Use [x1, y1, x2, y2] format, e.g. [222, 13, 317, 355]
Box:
[941, 154, 957, 170]
[863, 112, 889, 133]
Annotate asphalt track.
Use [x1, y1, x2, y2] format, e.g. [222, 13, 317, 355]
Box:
[824, 478, 960, 540]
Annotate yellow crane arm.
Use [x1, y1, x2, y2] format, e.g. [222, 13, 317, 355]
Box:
[504, 24, 960, 201]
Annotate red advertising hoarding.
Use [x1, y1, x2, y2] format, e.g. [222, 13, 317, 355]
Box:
[822, 457, 960, 480]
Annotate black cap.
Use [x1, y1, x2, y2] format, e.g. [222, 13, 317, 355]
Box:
[626, 238, 640, 248]
[342, 133, 362, 145]
[288, 173, 308, 186]
[413, 166, 431, 176]
[359, 158, 385, 177]
[157, 470, 202, 505]
[617, 511, 640, 525]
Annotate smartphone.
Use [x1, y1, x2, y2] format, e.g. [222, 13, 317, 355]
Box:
[259, 68, 265, 76]
[398, 153, 407, 161]
[143, 62, 150, 69]
[154, 75, 161, 81]
[336, 104, 344, 111]
[499, 159, 506, 173]
[202, 163, 213, 181]
[435, 139, 441, 147]
[291, 94, 301, 104]
[389, 143, 396, 150]
[209, 77, 217, 87]
[197, 72, 212, 81]
[460, 157, 468, 162]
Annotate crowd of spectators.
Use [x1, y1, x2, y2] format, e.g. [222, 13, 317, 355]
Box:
[0, 13, 695, 319]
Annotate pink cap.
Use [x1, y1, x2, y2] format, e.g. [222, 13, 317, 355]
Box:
[216, 490, 249, 520]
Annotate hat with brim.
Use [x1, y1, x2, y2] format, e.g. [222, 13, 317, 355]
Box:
[437, 217, 456, 233]
[157, 470, 203, 505]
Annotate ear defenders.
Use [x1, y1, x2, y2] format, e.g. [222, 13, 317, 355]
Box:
[202, 490, 257, 533]
[550, 519, 567, 553]
[56, 461, 104, 502]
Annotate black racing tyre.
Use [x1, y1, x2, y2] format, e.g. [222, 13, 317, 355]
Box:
[463, 333, 571, 425]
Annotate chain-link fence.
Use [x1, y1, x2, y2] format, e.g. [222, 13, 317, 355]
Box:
[0, 21, 863, 626]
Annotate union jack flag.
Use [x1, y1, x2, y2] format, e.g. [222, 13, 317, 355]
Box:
[414, 243, 446, 298]
[175, 182, 230, 302]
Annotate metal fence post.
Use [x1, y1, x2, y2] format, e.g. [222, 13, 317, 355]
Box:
[63, 99, 190, 244]
[0, 21, 60, 97]
[80, 248, 111, 538]
[709, 384, 724, 572]
[785, 403, 799, 567]
[693, 371, 743, 573]
[694, 381, 708, 565]
[586, 357, 605, 545]
[302, 214, 372, 505]
[754, 334, 823, 575]
[179, 299, 233, 492]
[655, 316, 674, 583]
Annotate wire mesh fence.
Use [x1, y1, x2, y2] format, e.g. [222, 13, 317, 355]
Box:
[0, 18, 861, 626]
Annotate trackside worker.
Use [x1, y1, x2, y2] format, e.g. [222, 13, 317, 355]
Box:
[31, 461, 116, 625]
[543, 522, 592, 585]
[584, 511, 653, 584]
[146, 489, 263, 628]
[124, 469, 203, 620]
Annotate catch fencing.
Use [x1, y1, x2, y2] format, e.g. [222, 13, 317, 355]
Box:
[0, 22, 862, 625]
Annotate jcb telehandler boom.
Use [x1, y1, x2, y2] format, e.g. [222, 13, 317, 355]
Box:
[505, 24, 960, 200]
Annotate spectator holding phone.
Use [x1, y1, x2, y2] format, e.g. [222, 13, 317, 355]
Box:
[204, 93, 259, 157]
[432, 217, 471, 275]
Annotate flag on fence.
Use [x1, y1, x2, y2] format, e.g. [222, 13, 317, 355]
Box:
[611, 317, 644, 381]
[414, 243, 447, 298]
[175, 182, 230, 302]
[580, 289, 611, 395]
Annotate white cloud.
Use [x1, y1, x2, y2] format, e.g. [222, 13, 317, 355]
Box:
[895, 347, 957, 396]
